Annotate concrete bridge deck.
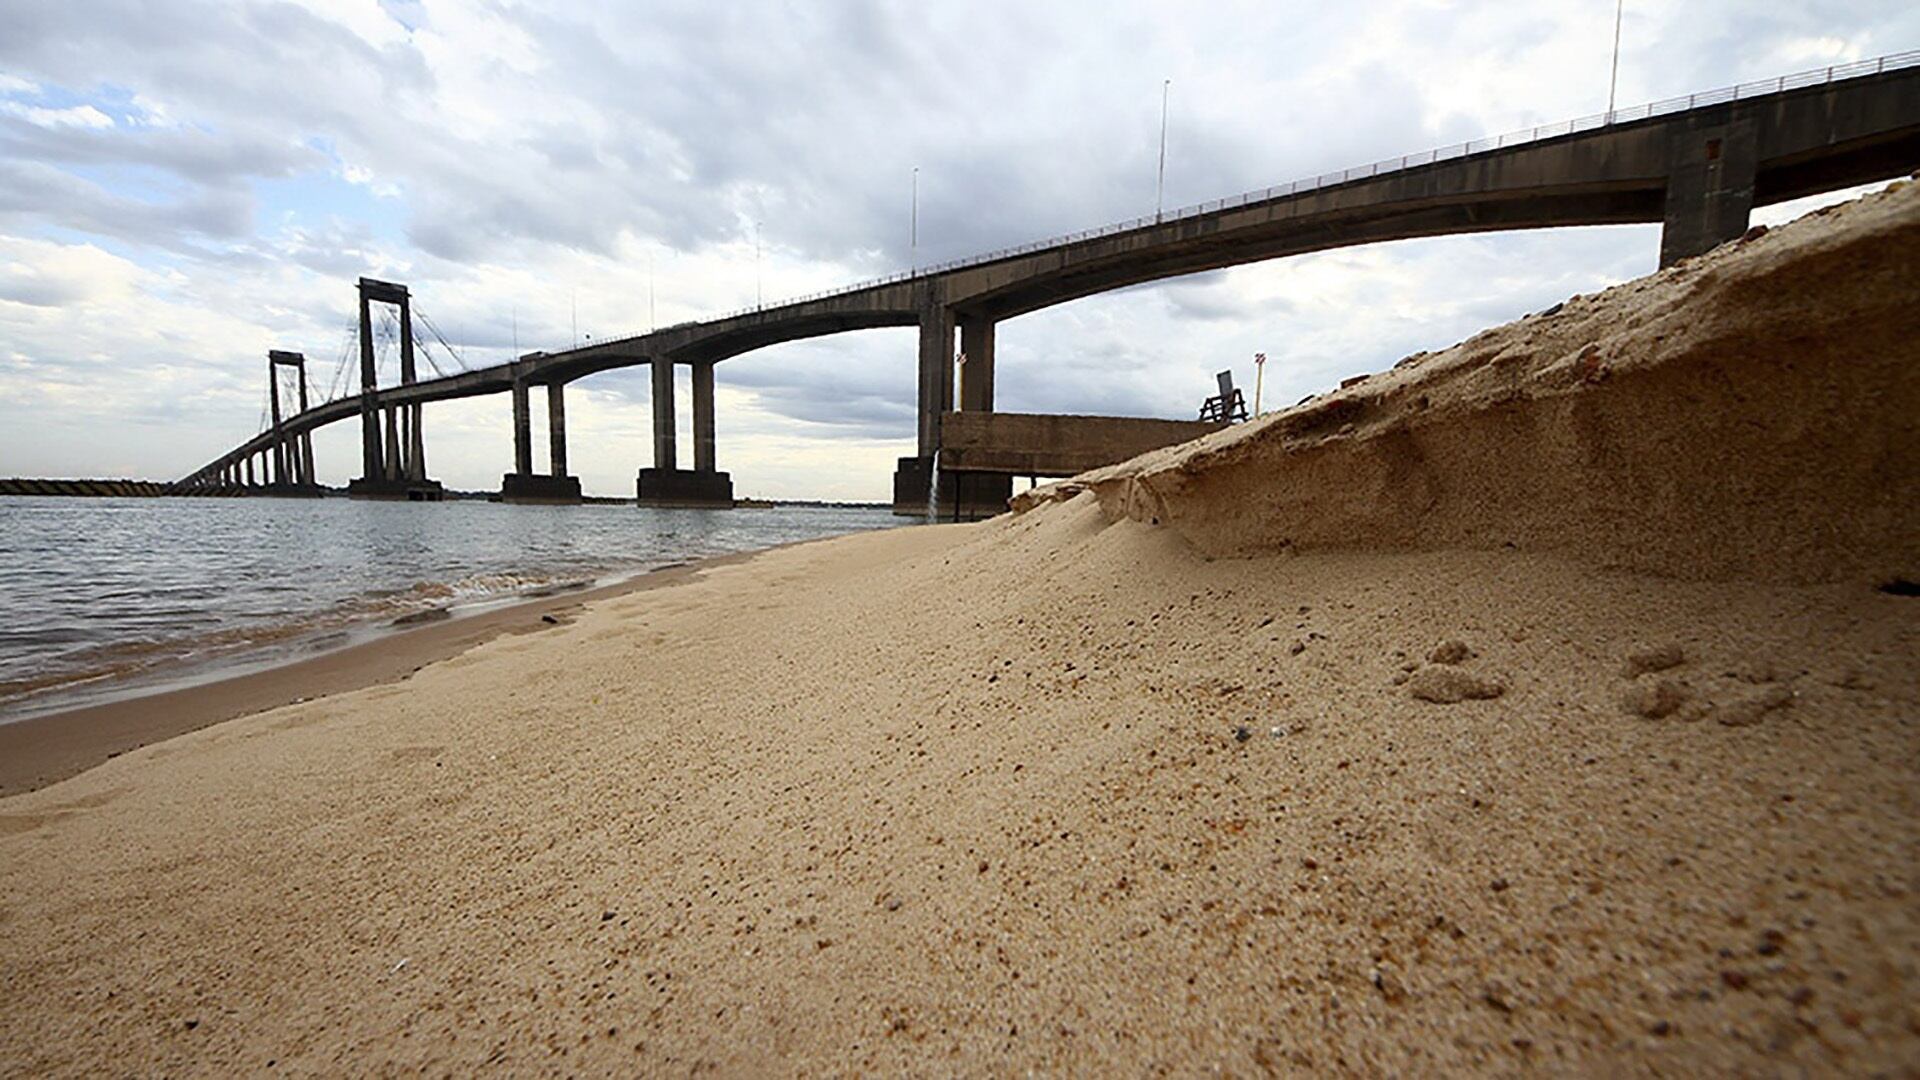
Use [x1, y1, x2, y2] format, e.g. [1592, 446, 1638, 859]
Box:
[178, 53, 1920, 512]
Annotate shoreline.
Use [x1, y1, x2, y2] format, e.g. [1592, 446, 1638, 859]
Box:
[1, 181, 1913, 1073]
[0, 548, 771, 797]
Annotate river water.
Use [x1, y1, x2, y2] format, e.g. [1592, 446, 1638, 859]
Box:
[0, 496, 900, 720]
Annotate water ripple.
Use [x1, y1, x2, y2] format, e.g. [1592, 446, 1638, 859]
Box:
[0, 497, 897, 718]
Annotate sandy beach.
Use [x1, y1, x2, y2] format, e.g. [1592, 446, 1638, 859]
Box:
[2, 181, 1915, 1074]
[0, 558, 759, 798]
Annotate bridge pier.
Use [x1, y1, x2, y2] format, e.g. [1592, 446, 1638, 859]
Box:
[892, 456, 1013, 521]
[894, 305, 1010, 519]
[257, 351, 325, 497]
[1660, 117, 1759, 267]
[348, 278, 443, 501]
[501, 375, 582, 504]
[651, 358, 676, 469]
[958, 314, 995, 412]
[637, 358, 733, 507]
[692, 361, 717, 472]
[915, 301, 955, 457]
[549, 382, 569, 480]
[294, 354, 316, 489]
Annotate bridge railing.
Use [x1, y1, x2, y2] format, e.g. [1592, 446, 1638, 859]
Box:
[550, 48, 1920, 354]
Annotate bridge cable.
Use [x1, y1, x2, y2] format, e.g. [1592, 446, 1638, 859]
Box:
[413, 307, 468, 374]
[411, 320, 453, 380]
[419, 338, 452, 380]
[325, 317, 358, 404]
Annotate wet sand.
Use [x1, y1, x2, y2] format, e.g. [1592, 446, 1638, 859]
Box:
[0, 557, 756, 797]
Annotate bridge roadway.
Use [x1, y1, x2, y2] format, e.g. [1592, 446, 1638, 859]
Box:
[180, 54, 1920, 514]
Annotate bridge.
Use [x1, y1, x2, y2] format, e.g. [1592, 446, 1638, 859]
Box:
[176, 52, 1920, 517]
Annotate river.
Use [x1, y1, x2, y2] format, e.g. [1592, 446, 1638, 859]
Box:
[0, 496, 900, 720]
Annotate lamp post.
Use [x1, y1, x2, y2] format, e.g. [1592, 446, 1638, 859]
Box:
[911, 166, 919, 274]
[1156, 78, 1170, 222]
[754, 221, 763, 309]
[1606, 0, 1624, 121]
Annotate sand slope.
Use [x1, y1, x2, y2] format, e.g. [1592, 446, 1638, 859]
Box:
[1034, 176, 1920, 586]
[2, 184, 1917, 1075]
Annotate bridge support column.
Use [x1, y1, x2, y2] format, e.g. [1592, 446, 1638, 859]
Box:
[348, 278, 443, 500]
[383, 404, 402, 481]
[638, 358, 733, 507]
[268, 359, 287, 487]
[297, 359, 316, 488]
[692, 361, 717, 472]
[650, 359, 676, 470]
[399, 306, 426, 483]
[511, 378, 533, 475]
[958, 315, 995, 412]
[262, 351, 323, 496]
[356, 287, 381, 483]
[645, 353, 733, 503]
[637, 353, 725, 503]
[501, 378, 582, 504]
[895, 300, 1004, 517]
[548, 382, 569, 479]
[916, 304, 955, 456]
[1659, 117, 1758, 268]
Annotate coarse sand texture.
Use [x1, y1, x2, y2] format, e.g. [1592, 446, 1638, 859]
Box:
[2, 179, 1916, 1074]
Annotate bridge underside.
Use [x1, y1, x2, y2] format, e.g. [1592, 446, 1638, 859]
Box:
[179, 59, 1920, 510]
[952, 129, 1920, 324]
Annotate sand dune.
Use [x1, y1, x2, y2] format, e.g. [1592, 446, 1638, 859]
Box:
[2, 181, 1916, 1075]
[1033, 175, 1920, 586]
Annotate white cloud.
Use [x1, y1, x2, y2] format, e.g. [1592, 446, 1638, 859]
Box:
[127, 92, 178, 127]
[0, 0, 1914, 495]
[1, 101, 113, 129]
[338, 161, 401, 198]
[0, 235, 144, 309]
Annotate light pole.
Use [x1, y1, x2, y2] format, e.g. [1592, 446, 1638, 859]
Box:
[1606, 0, 1624, 121]
[911, 166, 919, 273]
[1155, 78, 1170, 223]
[753, 220, 763, 309]
[648, 248, 656, 332]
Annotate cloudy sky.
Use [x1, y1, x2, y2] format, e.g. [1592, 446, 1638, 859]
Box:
[1, 1, 1913, 499]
